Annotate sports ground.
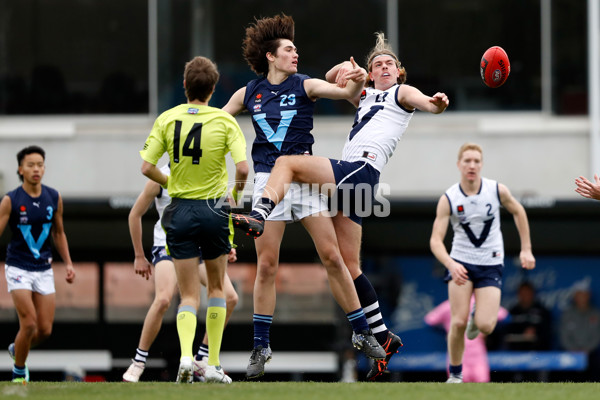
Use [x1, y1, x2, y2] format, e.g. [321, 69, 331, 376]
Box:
[1, 381, 599, 400]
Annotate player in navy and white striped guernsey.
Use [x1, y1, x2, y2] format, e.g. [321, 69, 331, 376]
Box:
[231, 32, 449, 380]
[1, 146, 75, 383]
[430, 143, 536, 383]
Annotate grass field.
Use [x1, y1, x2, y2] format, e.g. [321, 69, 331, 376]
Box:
[1, 381, 599, 400]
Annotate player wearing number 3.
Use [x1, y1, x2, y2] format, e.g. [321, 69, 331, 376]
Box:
[140, 56, 249, 383]
[231, 32, 449, 379]
[0, 146, 76, 383]
[429, 143, 536, 383]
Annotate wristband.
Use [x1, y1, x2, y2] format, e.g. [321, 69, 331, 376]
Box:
[231, 187, 242, 203]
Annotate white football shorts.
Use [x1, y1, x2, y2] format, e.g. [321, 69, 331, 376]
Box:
[5, 264, 56, 295]
[252, 172, 329, 222]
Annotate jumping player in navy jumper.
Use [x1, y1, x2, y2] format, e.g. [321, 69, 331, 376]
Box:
[0, 146, 75, 383]
[223, 14, 384, 378]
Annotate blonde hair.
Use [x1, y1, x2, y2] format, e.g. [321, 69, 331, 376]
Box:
[365, 32, 406, 87]
[457, 142, 483, 160]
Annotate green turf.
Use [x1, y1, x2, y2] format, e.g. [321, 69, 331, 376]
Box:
[1, 381, 599, 400]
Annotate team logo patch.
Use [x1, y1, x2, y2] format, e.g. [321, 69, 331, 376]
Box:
[253, 104, 262, 112]
[187, 108, 199, 114]
[362, 151, 377, 161]
[457, 205, 465, 215]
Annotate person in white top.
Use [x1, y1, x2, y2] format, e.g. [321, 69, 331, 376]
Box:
[123, 164, 239, 383]
[232, 32, 449, 380]
[429, 143, 536, 383]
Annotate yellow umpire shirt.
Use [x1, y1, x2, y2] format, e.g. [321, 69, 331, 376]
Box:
[140, 104, 247, 200]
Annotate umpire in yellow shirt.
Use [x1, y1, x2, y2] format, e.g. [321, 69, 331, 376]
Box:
[140, 56, 249, 384]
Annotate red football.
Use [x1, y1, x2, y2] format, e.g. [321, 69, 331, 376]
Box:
[480, 46, 510, 88]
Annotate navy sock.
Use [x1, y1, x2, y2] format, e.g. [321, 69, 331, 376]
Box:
[449, 364, 462, 375]
[346, 308, 369, 333]
[253, 313, 273, 348]
[354, 273, 389, 344]
[12, 365, 26, 379]
[249, 198, 275, 221]
[196, 343, 209, 360]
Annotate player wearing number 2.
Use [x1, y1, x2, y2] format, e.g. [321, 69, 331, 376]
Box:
[231, 31, 449, 379]
[430, 143, 536, 383]
[140, 56, 249, 384]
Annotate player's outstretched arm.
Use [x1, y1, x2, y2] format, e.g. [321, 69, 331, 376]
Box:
[575, 174, 600, 200]
[399, 85, 449, 114]
[223, 87, 247, 116]
[305, 57, 366, 103]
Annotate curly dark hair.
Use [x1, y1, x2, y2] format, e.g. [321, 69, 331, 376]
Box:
[242, 14, 295, 77]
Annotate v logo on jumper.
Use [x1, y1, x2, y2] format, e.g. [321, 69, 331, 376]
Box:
[18, 223, 52, 259]
[460, 218, 493, 248]
[253, 110, 298, 150]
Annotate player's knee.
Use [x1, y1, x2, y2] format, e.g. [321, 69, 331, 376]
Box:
[225, 290, 238, 310]
[273, 155, 291, 169]
[320, 252, 345, 273]
[477, 320, 497, 335]
[256, 259, 278, 279]
[451, 318, 468, 332]
[273, 155, 300, 177]
[20, 320, 37, 338]
[37, 325, 52, 341]
[154, 296, 172, 314]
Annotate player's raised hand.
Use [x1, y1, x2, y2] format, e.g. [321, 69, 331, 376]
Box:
[335, 57, 366, 88]
[575, 174, 600, 200]
[344, 57, 367, 83]
[429, 92, 449, 113]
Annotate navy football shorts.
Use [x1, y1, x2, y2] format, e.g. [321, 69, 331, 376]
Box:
[329, 159, 380, 225]
[444, 259, 504, 289]
[161, 198, 231, 260]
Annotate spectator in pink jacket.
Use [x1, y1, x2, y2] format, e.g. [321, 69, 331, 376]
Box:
[425, 297, 508, 382]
